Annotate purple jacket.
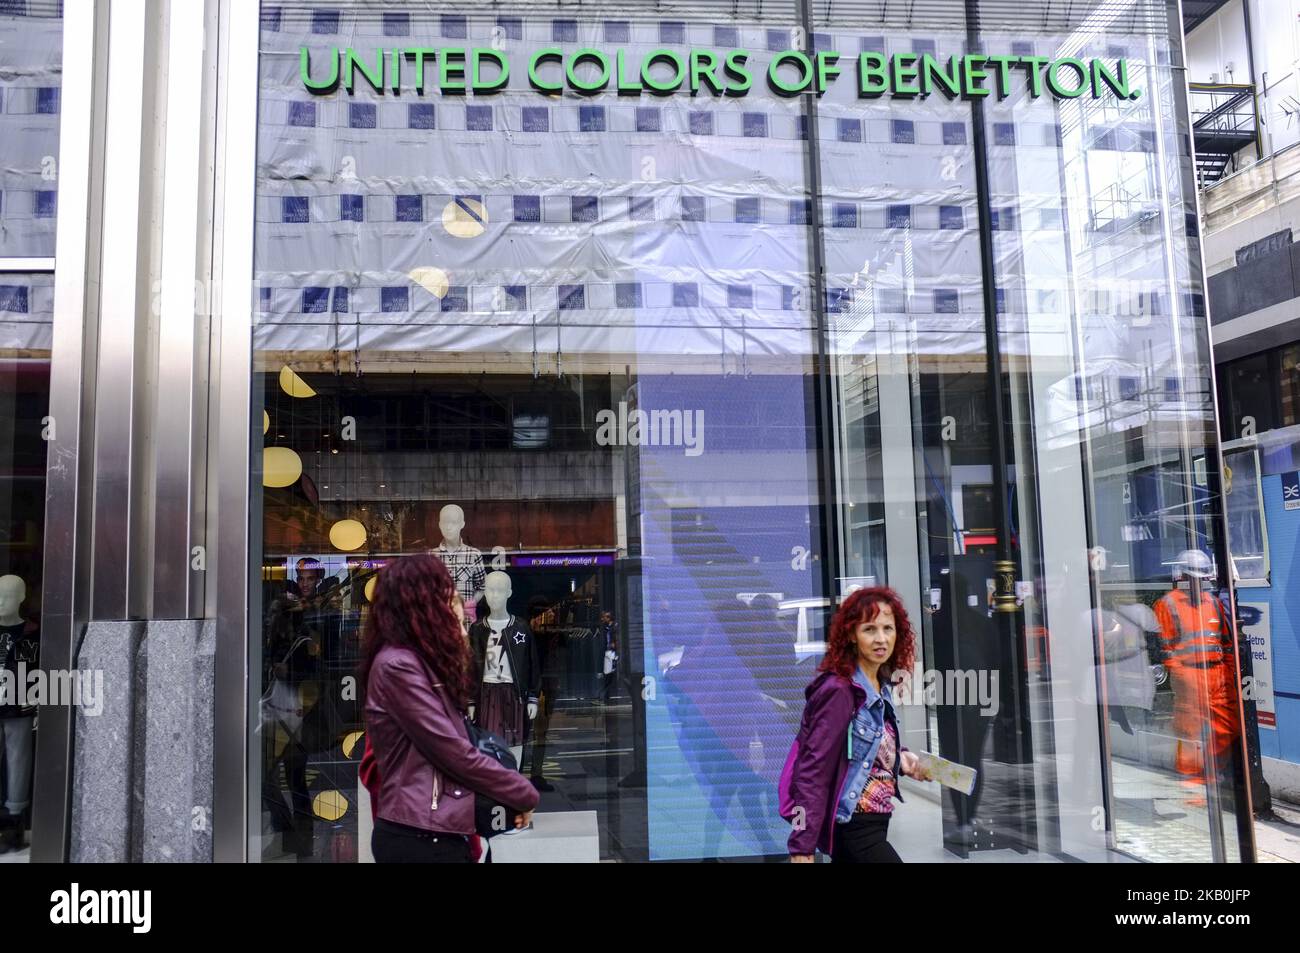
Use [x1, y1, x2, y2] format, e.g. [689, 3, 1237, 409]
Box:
[364, 644, 539, 835]
[785, 670, 865, 856]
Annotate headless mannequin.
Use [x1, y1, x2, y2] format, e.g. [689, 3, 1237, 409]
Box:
[0, 575, 22, 628]
[479, 571, 536, 765]
[435, 504, 486, 623]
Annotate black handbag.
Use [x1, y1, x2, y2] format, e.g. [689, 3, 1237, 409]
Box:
[463, 715, 521, 838]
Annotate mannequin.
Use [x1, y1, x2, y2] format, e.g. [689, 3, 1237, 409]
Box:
[468, 571, 539, 765]
[432, 504, 486, 624]
[0, 574, 38, 853]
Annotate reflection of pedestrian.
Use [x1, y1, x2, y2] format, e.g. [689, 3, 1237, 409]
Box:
[597, 611, 619, 701]
[1154, 550, 1239, 807]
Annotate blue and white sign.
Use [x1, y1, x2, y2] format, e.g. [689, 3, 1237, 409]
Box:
[1284, 471, 1300, 511]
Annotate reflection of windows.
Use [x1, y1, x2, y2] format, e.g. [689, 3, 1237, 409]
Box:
[995, 288, 1008, 313]
[0, 286, 29, 313]
[513, 195, 541, 222]
[832, 203, 857, 228]
[934, 289, 960, 313]
[913, 39, 936, 56]
[789, 199, 810, 225]
[660, 21, 686, 44]
[558, 284, 585, 310]
[1012, 41, 1034, 56]
[993, 123, 1016, 146]
[521, 106, 548, 132]
[795, 115, 808, 140]
[891, 119, 914, 144]
[261, 6, 282, 31]
[332, 287, 349, 313]
[616, 283, 643, 308]
[442, 14, 467, 39]
[812, 33, 834, 52]
[281, 196, 309, 223]
[767, 29, 788, 52]
[877, 288, 907, 313]
[441, 286, 469, 312]
[886, 205, 911, 229]
[466, 105, 493, 131]
[782, 285, 801, 310]
[636, 107, 661, 133]
[743, 113, 768, 137]
[383, 12, 410, 36]
[681, 196, 705, 222]
[942, 121, 966, 145]
[497, 16, 523, 40]
[714, 26, 738, 47]
[552, 19, 577, 42]
[259, 287, 272, 311]
[36, 87, 59, 114]
[860, 36, 885, 52]
[395, 194, 423, 222]
[579, 105, 605, 132]
[838, 118, 862, 143]
[571, 195, 598, 222]
[727, 284, 753, 308]
[939, 206, 964, 230]
[34, 190, 55, 218]
[408, 103, 435, 129]
[502, 285, 527, 310]
[991, 206, 1017, 230]
[1119, 377, 1140, 401]
[630, 197, 655, 221]
[689, 111, 713, 136]
[287, 101, 316, 127]
[605, 21, 630, 43]
[340, 194, 364, 222]
[302, 287, 329, 313]
[826, 288, 853, 313]
[673, 282, 699, 307]
[311, 9, 339, 34]
[381, 287, 408, 312]
[349, 103, 376, 129]
[735, 198, 760, 223]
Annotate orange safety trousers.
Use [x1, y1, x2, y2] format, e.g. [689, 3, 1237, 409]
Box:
[1154, 590, 1240, 797]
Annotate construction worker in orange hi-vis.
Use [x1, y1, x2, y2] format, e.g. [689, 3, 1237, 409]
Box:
[1153, 549, 1240, 807]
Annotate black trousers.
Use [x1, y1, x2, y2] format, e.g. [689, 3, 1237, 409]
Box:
[832, 812, 902, 863]
[372, 818, 472, 864]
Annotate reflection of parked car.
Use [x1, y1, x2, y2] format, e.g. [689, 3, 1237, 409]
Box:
[778, 597, 833, 659]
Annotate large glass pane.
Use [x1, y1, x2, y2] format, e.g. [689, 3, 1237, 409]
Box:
[252, 1, 821, 862]
[0, 1, 63, 257]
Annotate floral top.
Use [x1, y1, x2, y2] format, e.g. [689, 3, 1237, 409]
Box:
[855, 720, 897, 814]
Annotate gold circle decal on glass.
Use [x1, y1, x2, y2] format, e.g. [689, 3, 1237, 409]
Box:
[329, 518, 367, 552]
[342, 730, 364, 759]
[312, 790, 349, 821]
[409, 266, 450, 298]
[262, 447, 303, 488]
[262, 410, 270, 434]
[278, 365, 317, 398]
[364, 575, 378, 603]
[442, 197, 487, 238]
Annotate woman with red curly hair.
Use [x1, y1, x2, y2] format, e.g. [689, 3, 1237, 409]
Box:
[360, 555, 538, 863]
[781, 586, 931, 863]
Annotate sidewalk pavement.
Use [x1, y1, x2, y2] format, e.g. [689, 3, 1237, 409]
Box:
[1255, 802, 1300, 863]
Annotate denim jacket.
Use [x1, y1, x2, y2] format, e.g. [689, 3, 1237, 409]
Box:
[835, 668, 905, 823]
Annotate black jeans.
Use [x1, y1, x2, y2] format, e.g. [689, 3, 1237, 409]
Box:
[833, 812, 902, 863]
[372, 818, 472, 864]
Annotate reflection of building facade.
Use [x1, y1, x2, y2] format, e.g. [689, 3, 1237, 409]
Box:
[0, 1, 1260, 862]
[1188, 0, 1300, 808]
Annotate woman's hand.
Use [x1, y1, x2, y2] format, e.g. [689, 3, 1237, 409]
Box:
[515, 810, 534, 830]
[790, 854, 815, 863]
[900, 750, 931, 781]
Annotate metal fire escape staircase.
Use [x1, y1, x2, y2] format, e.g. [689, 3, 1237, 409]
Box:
[1189, 83, 1259, 189]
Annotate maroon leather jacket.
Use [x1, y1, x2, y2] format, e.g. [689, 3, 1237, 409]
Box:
[364, 645, 539, 835]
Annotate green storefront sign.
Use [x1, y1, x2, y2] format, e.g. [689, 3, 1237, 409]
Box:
[299, 46, 1141, 101]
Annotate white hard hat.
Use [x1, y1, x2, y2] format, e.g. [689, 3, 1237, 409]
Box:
[1174, 549, 1214, 581]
